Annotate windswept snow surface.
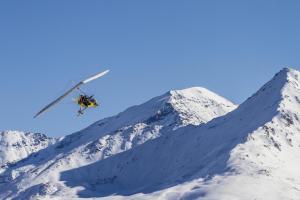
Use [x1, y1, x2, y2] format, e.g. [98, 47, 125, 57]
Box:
[2, 68, 300, 200]
[0, 87, 236, 200]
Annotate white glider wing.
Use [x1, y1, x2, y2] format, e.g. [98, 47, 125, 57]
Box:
[83, 70, 110, 84]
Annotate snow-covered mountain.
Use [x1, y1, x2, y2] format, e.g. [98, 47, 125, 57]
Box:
[0, 87, 236, 200]
[0, 131, 56, 172]
[61, 67, 299, 200]
[1, 68, 300, 200]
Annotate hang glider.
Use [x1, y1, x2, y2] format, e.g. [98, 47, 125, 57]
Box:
[34, 69, 109, 118]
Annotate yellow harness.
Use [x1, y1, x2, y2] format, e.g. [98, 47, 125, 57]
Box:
[78, 101, 98, 108]
[77, 96, 98, 108]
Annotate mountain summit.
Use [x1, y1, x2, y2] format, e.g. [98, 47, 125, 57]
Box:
[1, 68, 300, 200]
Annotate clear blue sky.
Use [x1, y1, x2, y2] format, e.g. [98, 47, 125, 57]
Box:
[1, 1, 300, 137]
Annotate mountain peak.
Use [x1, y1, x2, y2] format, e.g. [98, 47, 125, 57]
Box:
[167, 87, 237, 126]
[282, 66, 298, 72]
[169, 87, 224, 100]
[240, 68, 299, 109]
[170, 87, 235, 107]
[170, 86, 208, 94]
[274, 67, 299, 82]
[285, 67, 300, 81]
[96, 86, 237, 132]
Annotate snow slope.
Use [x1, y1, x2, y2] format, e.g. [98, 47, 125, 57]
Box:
[0, 131, 56, 172]
[0, 87, 236, 200]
